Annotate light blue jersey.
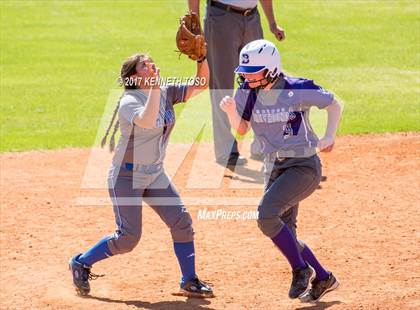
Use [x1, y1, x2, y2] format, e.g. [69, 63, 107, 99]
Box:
[112, 85, 187, 167]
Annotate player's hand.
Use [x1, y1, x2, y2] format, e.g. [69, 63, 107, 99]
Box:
[219, 96, 237, 115]
[270, 23, 285, 41]
[318, 135, 335, 152]
[145, 62, 160, 89]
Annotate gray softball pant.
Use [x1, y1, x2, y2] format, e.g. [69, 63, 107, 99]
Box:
[106, 166, 194, 255]
[258, 155, 322, 251]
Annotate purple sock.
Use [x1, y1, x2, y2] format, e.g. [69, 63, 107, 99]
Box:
[271, 225, 306, 270]
[301, 244, 330, 281]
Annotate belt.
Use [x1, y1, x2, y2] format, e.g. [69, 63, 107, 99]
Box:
[124, 162, 162, 174]
[267, 152, 290, 163]
[209, 0, 257, 16]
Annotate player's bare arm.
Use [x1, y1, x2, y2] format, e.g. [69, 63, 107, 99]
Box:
[259, 0, 285, 41]
[188, 0, 200, 17]
[220, 96, 251, 136]
[184, 58, 209, 101]
[132, 62, 162, 129]
[318, 99, 343, 152]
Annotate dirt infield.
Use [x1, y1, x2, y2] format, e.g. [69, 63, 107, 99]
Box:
[1, 133, 419, 310]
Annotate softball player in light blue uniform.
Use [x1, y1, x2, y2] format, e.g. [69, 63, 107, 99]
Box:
[221, 39, 343, 302]
[69, 53, 214, 298]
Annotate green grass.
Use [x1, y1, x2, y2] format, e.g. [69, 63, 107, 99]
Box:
[1, 0, 419, 151]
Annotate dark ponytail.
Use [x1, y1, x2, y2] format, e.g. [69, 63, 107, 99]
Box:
[101, 95, 122, 152]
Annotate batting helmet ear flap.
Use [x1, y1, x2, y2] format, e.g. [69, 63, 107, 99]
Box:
[270, 67, 278, 77]
[236, 74, 245, 87]
[265, 67, 279, 84]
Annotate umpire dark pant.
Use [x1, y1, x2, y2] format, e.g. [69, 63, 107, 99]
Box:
[258, 155, 322, 251]
[204, 4, 263, 160]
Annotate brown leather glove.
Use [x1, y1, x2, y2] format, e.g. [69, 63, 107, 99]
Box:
[176, 11, 207, 61]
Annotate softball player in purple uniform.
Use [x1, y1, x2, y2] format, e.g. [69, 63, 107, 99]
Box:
[69, 53, 214, 298]
[220, 39, 342, 302]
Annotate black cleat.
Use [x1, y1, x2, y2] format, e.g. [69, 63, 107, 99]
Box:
[216, 152, 248, 168]
[178, 276, 214, 298]
[68, 253, 103, 296]
[289, 264, 315, 299]
[300, 272, 339, 303]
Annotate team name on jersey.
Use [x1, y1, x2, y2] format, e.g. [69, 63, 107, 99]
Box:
[252, 109, 297, 124]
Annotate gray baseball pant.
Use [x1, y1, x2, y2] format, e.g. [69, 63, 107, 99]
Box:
[106, 166, 194, 255]
[204, 4, 263, 160]
[258, 155, 322, 251]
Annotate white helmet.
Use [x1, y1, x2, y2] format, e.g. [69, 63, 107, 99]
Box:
[235, 39, 281, 79]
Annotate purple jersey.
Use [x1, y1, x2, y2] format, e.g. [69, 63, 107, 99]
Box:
[234, 74, 334, 157]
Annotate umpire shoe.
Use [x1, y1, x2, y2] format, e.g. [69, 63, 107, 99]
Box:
[216, 152, 248, 168]
[299, 272, 340, 303]
[179, 276, 214, 298]
[289, 264, 316, 299]
[69, 254, 103, 296]
[250, 153, 264, 162]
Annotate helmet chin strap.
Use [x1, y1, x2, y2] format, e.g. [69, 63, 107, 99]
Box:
[238, 70, 280, 90]
[249, 78, 269, 89]
[245, 75, 278, 90]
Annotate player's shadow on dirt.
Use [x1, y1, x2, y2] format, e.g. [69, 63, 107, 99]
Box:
[86, 295, 215, 310]
[294, 300, 341, 310]
[225, 165, 265, 184]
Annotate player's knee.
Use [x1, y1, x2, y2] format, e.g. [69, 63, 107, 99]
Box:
[170, 212, 194, 242]
[108, 230, 141, 255]
[257, 214, 285, 238]
[116, 233, 141, 254]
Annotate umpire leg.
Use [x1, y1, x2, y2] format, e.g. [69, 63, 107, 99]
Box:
[242, 9, 264, 157]
[204, 7, 244, 161]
